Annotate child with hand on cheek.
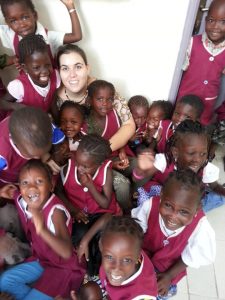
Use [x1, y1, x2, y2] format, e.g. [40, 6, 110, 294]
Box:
[132, 170, 216, 299]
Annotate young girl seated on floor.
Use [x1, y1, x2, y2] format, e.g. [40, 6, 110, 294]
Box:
[0, 160, 86, 300]
[127, 95, 149, 154]
[132, 169, 216, 300]
[135, 120, 225, 211]
[56, 134, 121, 276]
[145, 100, 173, 152]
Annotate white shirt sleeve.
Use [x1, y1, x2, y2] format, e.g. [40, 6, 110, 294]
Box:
[182, 37, 193, 71]
[181, 216, 216, 268]
[202, 162, 220, 183]
[153, 153, 167, 173]
[7, 80, 24, 102]
[131, 199, 152, 233]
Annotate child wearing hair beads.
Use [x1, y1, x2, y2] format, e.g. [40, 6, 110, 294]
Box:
[132, 170, 216, 299]
[0, 34, 60, 114]
[0, 160, 86, 300]
[128, 95, 149, 154]
[57, 134, 121, 276]
[0, 0, 82, 65]
[135, 120, 225, 212]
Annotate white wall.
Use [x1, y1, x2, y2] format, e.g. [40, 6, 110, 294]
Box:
[1, 0, 191, 103]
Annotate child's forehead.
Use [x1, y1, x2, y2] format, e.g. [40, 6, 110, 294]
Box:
[209, 0, 225, 16]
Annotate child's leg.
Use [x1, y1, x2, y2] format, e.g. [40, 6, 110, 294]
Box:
[0, 261, 44, 300]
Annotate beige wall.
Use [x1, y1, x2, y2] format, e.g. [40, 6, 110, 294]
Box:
[1, 0, 190, 103]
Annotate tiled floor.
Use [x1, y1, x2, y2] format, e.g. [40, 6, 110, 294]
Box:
[173, 146, 225, 300]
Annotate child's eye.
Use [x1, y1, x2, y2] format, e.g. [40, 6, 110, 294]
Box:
[22, 15, 29, 21]
[200, 152, 207, 157]
[10, 20, 17, 25]
[122, 258, 132, 264]
[104, 255, 113, 261]
[179, 210, 189, 216]
[19, 180, 28, 186]
[36, 179, 44, 185]
[32, 66, 40, 71]
[164, 202, 172, 209]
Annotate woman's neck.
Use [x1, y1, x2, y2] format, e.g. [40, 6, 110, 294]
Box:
[63, 86, 88, 104]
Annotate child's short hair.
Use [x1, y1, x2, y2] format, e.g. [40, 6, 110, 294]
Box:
[0, 0, 36, 17]
[163, 169, 204, 202]
[178, 94, 204, 119]
[77, 134, 112, 165]
[101, 216, 144, 249]
[150, 100, 173, 119]
[128, 95, 149, 109]
[59, 100, 85, 121]
[19, 159, 52, 183]
[56, 44, 88, 67]
[18, 34, 48, 64]
[9, 106, 52, 149]
[87, 80, 115, 99]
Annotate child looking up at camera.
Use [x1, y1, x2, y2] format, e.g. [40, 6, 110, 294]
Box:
[177, 0, 225, 125]
[145, 100, 173, 152]
[0, 34, 60, 114]
[0, 160, 86, 299]
[132, 170, 216, 299]
[128, 95, 149, 154]
[0, 0, 82, 64]
[156, 94, 204, 153]
[135, 120, 225, 212]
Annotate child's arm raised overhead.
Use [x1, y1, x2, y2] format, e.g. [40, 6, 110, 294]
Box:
[79, 167, 113, 209]
[30, 206, 73, 259]
[60, 0, 82, 44]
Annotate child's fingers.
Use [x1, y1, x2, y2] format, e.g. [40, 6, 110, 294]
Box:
[70, 291, 78, 300]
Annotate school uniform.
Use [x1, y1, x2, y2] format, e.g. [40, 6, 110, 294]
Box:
[132, 197, 216, 284]
[177, 33, 225, 125]
[61, 158, 120, 215]
[7, 69, 59, 112]
[15, 193, 86, 297]
[156, 120, 173, 153]
[99, 251, 157, 300]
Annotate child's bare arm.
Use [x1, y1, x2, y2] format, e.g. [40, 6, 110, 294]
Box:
[0, 92, 25, 111]
[77, 213, 112, 262]
[80, 168, 113, 209]
[0, 184, 17, 199]
[55, 175, 89, 224]
[157, 258, 187, 297]
[30, 207, 73, 259]
[60, 0, 82, 44]
[209, 181, 225, 197]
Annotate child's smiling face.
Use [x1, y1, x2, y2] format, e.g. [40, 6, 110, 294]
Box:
[172, 103, 199, 128]
[100, 232, 140, 286]
[60, 107, 83, 139]
[159, 179, 200, 231]
[5, 3, 37, 38]
[19, 167, 52, 210]
[23, 51, 53, 87]
[91, 87, 114, 117]
[205, 1, 225, 45]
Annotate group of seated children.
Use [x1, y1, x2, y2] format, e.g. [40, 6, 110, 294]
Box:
[1, 0, 225, 299]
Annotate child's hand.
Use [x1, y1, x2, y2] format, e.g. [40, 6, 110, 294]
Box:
[0, 292, 14, 300]
[112, 159, 129, 170]
[46, 159, 61, 175]
[77, 240, 89, 263]
[0, 184, 17, 199]
[74, 210, 89, 224]
[29, 208, 45, 235]
[60, 0, 75, 10]
[157, 272, 172, 297]
[130, 130, 144, 142]
[79, 173, 93, 188]
[137, 150, 155, 171]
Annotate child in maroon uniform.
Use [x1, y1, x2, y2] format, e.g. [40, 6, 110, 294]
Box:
[177, 0, 225, 125]
[0, 106, 52, 186]
[0, 34, 60, 114]
[57, 134, 121, 276]
[99, 216, 157, 300]
[132, 170, 216, 299]
[0, 160, 86, 299]
[128, 95, 149, 154]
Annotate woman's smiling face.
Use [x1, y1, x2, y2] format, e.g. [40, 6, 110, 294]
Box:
[59, 52, 89, 94]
